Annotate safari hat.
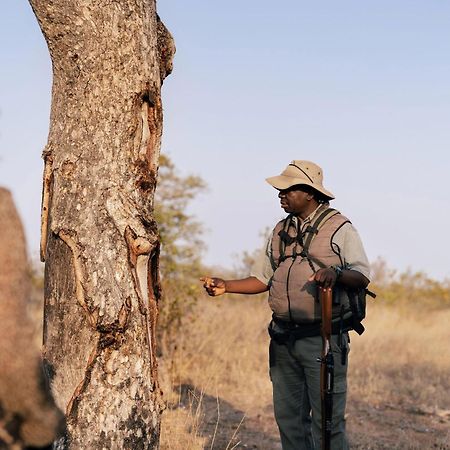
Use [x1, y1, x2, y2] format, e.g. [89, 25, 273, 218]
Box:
[266, 160, 335, 200]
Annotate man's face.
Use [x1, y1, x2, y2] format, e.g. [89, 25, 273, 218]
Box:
[278, 185, 313, 215]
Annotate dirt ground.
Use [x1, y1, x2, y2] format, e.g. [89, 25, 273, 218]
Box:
[171, 383, 450, 450]
[346, 399, 450, 450]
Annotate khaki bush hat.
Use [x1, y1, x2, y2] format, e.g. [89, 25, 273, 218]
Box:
[266, 160, 335, 200]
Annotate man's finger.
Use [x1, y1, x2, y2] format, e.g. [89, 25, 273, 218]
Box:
[200, 276, 214, 287]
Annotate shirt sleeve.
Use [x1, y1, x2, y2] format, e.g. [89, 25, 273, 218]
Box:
[250, 233, 274, 286]
[332, 222, 371, 281]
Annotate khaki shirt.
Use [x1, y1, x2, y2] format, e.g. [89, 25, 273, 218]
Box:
[251, 207, 371, 286]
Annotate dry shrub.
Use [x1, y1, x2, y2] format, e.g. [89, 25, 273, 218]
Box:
[162, 294, 272, 410]
[370, 258, 450, 309]
[159, 294, 274, 449]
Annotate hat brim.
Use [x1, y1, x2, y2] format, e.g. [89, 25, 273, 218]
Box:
[266, 175, 335, 200]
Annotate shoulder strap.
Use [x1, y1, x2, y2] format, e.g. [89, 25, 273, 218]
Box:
[269, 215, 293, 270]
[272, 207, 341, 270]
[278, 214, 295, 263]
[302, 207, 340, 254]
[299, 207, 341, 272]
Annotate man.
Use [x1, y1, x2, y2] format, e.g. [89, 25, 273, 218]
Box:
[201, 160, 370, 450]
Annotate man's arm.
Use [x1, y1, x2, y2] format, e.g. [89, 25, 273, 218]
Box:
[309, 267, 369, 290]
[200, 276, 269, 297]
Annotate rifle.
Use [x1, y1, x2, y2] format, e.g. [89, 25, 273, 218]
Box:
[319, 287, 334, 450]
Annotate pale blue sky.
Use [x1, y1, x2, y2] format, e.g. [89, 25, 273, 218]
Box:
[1, 1, 449, 279]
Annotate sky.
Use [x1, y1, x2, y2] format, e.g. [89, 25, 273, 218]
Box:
[1, 1, 450, 280]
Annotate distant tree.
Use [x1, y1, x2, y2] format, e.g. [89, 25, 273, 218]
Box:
[28, 1, 175, 448]
[154, 154, 206, 353]
[232, 227, 271, 278]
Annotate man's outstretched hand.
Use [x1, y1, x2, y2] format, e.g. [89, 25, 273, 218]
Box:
[200, 277, 226, 296]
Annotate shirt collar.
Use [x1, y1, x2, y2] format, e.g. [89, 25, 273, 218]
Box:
[290, 203, 329, 227]
[301, 204, 323, 225]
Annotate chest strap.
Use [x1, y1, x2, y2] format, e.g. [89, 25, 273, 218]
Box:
[277, 206, 340, 271]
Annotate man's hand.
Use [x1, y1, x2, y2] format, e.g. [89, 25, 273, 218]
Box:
[200, 276, 268, 296]
[200, 276, 226, 296]
[308, 268, 337, 289]
[309, 267, 370, 290]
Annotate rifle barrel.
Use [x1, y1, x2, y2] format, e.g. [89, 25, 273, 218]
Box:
[320, 287, 334, 450]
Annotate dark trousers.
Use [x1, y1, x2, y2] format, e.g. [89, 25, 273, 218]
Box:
[269, 334, 350, 450]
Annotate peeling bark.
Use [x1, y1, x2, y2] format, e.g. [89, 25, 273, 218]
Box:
[28, 1, 174, 448]
[40, 147, 53, 262]
[124, 226, 161, 382]
[58, 230, 100, 328]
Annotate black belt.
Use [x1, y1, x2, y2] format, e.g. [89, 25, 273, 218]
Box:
[269, 319, 320, 343]
[269, 315, 350, 365]
[269, 315, 353, 343]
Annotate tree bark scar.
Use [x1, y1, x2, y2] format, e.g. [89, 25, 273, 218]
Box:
[124, 226, 155, 314]
[40, 150, 54, 262]
[146, 94, 162, 178]
[147, 242, 161, 383]
[58, 231, 98, 328]
[139, 101, 151, 164]
[118, 297, 132, 329]
[136, 90, 162, 195]
[124, 226, 158, 376]
[65, 341, 99, 418]
[65, 297, 132, 422]
[97, 300, 132, 350]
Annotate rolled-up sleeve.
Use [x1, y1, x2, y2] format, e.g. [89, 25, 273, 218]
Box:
[333, 223, 371, 281]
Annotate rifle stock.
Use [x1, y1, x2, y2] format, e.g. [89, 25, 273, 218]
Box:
[319, 287, 334, 450]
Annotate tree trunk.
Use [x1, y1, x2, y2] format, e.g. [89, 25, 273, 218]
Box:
[28, 1, 174, 448]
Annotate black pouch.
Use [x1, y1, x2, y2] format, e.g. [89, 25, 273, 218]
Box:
[267, 320, 290, 345]
[268, 317, 322, 344]
[346, 288, 376, 335]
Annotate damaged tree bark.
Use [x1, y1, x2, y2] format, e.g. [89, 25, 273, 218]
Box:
[28, 1, 175, 448]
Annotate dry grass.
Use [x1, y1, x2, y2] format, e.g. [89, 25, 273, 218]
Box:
[27, 272, 450, 448]
[349, 303, 450, 409]
[159, 295, 450, 449]
[159, 294, 274, 449]
[162, 295, 272, 409]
